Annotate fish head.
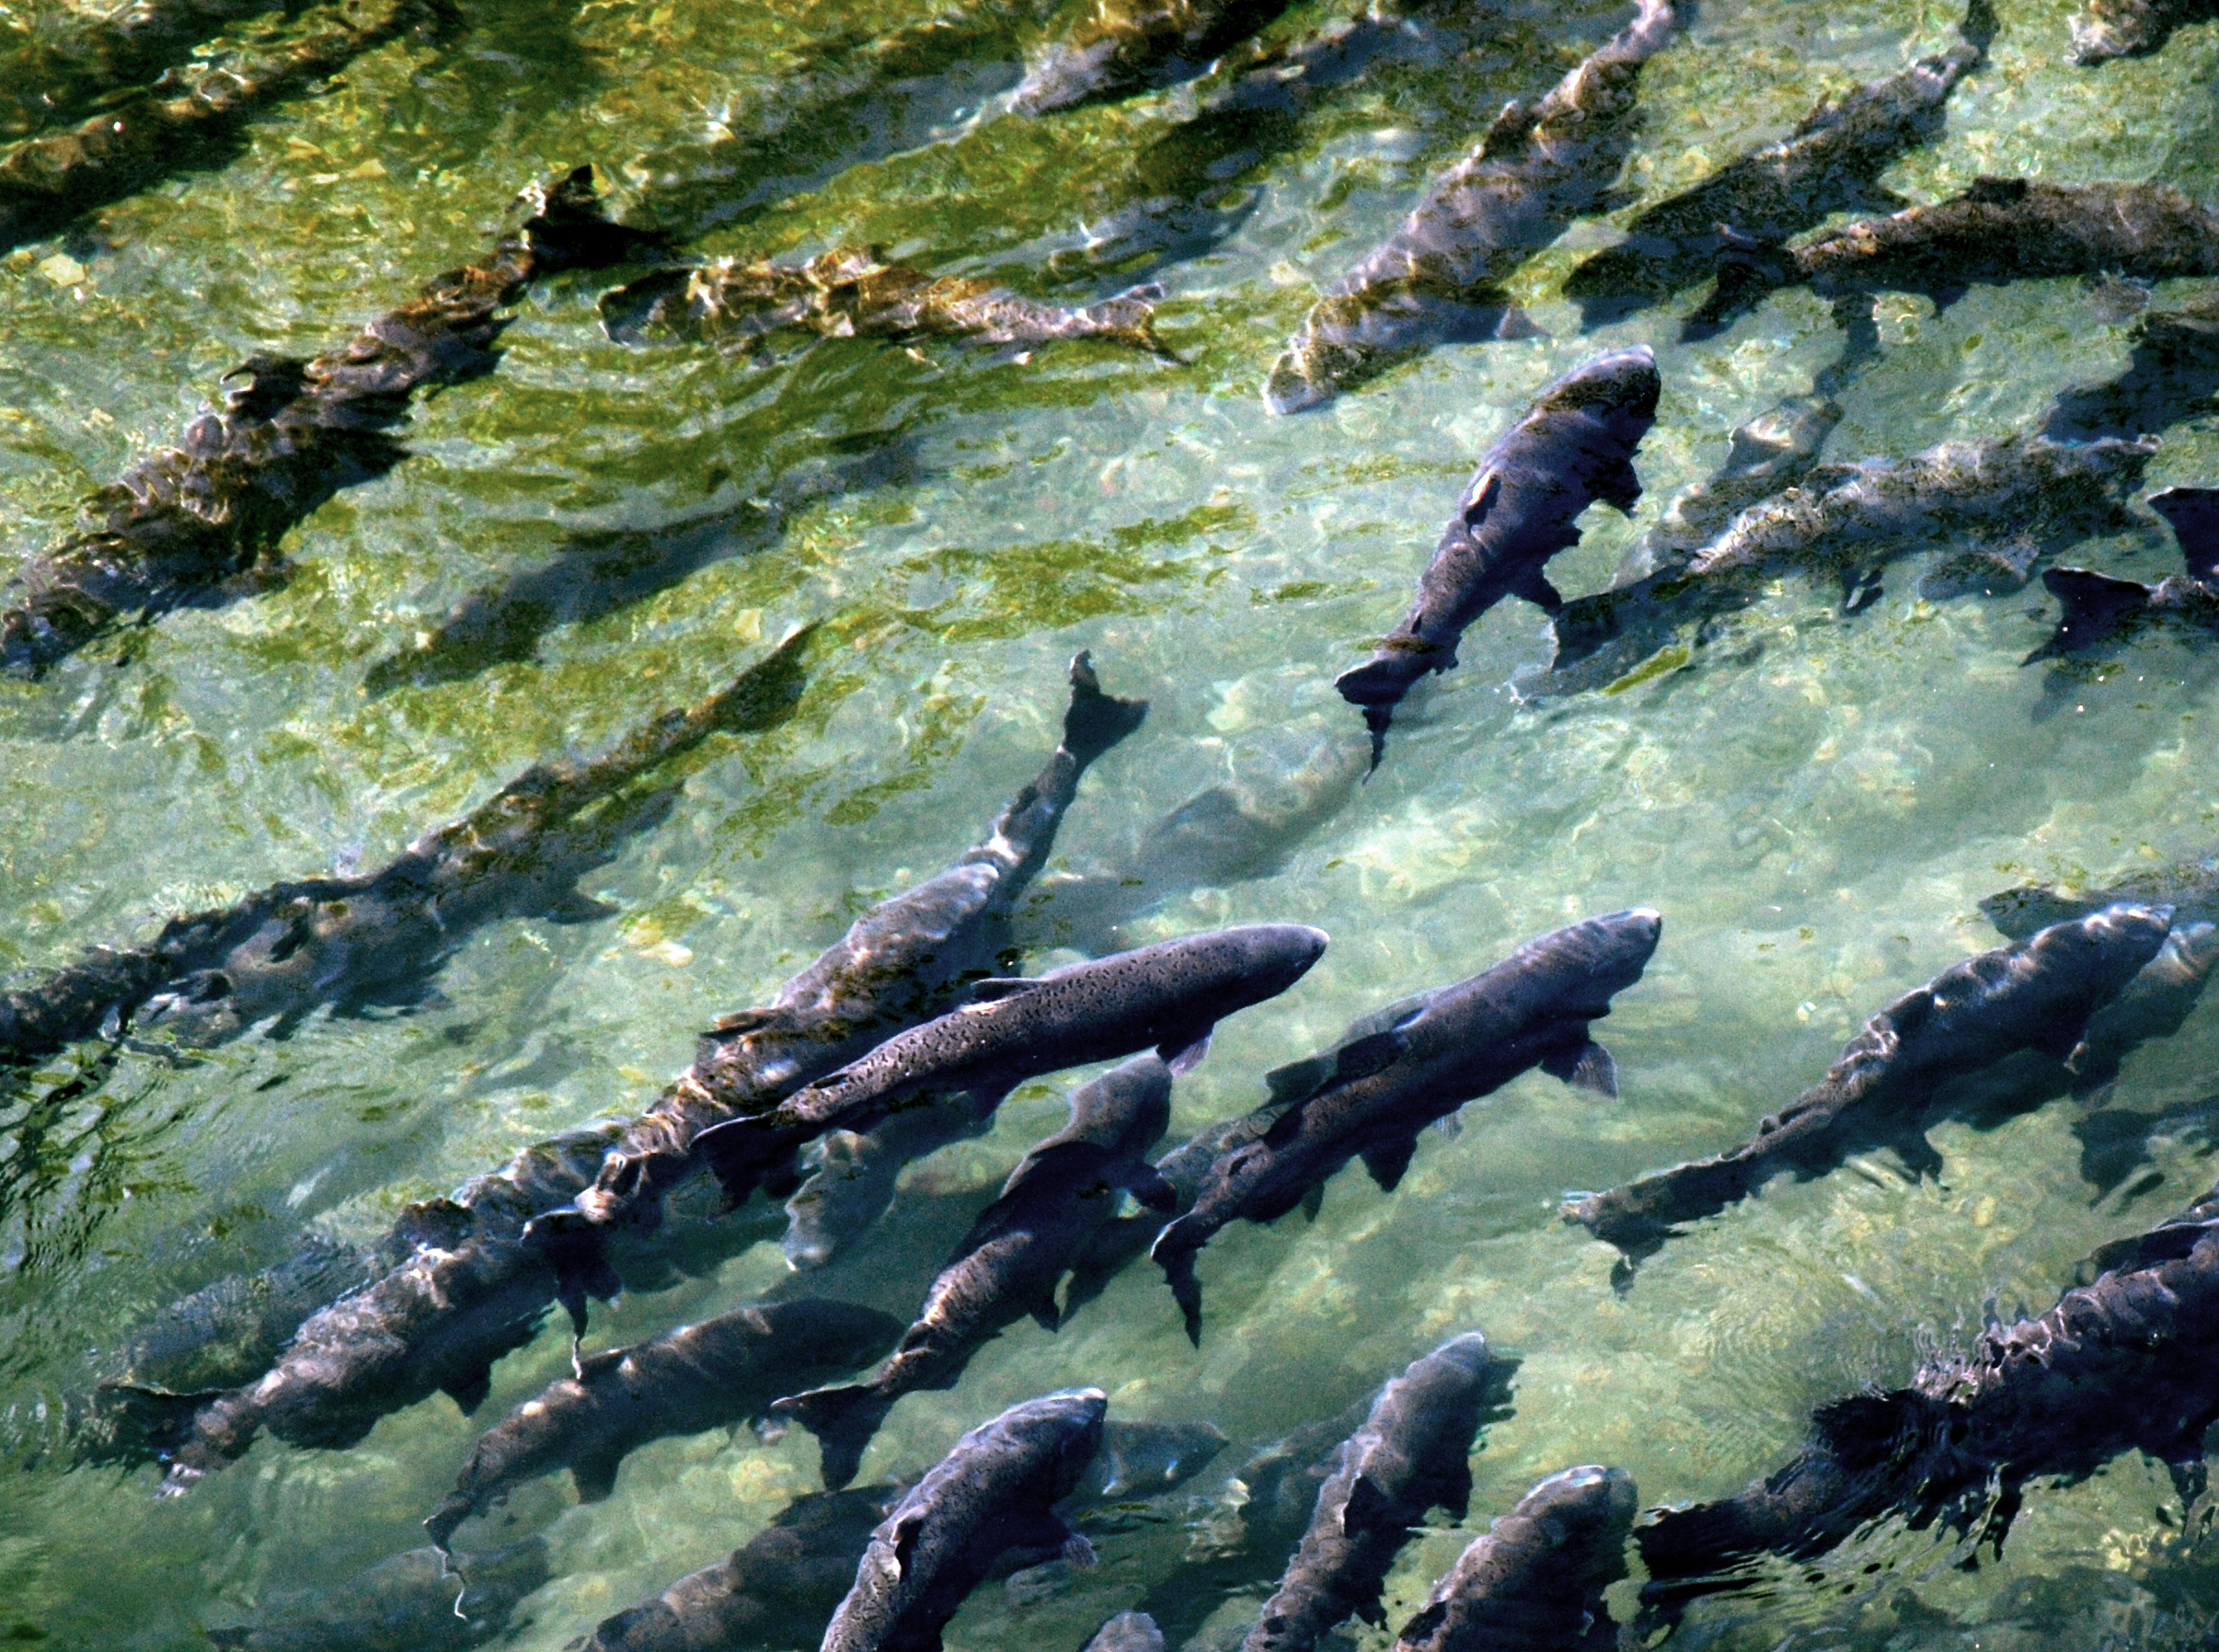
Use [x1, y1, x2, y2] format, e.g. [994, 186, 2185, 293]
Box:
[1535, 344, 1661, 444]
[1523, 907, 1663, 1003]
[1513, 1464, 1639, 1559]
[2039, 901, 2175, 981]
[1081, 1419, 1231, 1503]
[1196, 924, 1332, 1009]
[1001, 1387, 1111, 1497]
[1064, 1054, 1177, 1155]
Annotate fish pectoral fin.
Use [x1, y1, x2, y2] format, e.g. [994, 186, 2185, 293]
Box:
[1512, 566, 1566, 614]
[1265, 1052, 1336, 1105]
[1359, 1134, 1418, 1192]
[1339, 1473, 1397, 1536]
[569, 1452, 624, 1503]
[1161, 1032, 1212, 1074]
[1300, 1181, 1327, 1221]
[1493, 306, 1547, 341]
[440, 1366, 495, 1417]
[1477, 98, 1537, 161]
[971, 976, 1041, 1003]
[1541, 1037, 1619, 1098]
[1123, 1164, 1180, 1212]
[1594, 457, 1644, 517]
[1031, 1292, 1064, 1334]
[545, 889, 621, 924]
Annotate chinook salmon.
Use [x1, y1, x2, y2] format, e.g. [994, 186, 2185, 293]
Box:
[0, 628, 811, 1064]
[821, 1387, 1108, 1652]
[602, 247, 1169, 359]
[204, 1536, 549, 1652]
[1334, 347, 1661, 767]
[776, 1056, 1176, 1490]
[695, 923, 1328, 1211]
[1010, 0, 1295, 116]
[1637, 1174, 2219, 1626]
[1155, 910, 1658, 1345]
[0, 166, 661, 675]
[525, 651, 1148, 1333]
[1565, 0, 1992, 326]
[422, 1298, 902, 1553]
[1245, 1333, 1500, 1652]
[1567, 904, 2176, 1279]
[2029, 488, 2219, 659]
[1687, 178, 2219, 340]
[0, 0, 299, 141]
[1263, 0, 1676, 415]
[1392, 1465, 1636, 1652]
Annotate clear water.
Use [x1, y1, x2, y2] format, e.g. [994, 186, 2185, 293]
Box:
[3, 0, 2219, 1643]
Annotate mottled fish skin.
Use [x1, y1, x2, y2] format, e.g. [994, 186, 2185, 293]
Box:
[157, 1125, 623, 1497]
[1263, 0, 1677, 416]
[0, 628, 811, 1065]
[1082, 1612, 1167, 1652]
[422, 1299, 902, 1551]
[1687, 178, 2219, 340]
[1563, 0, 1992, 326]
[1392, 1466, 1635, 1652]
[1567, 904, 2176, 1277]
[821, 1387, 1108, 1652]
[0, 166, 661, 674]
[1020, 727, 1369, 956]
[1334, 347, 1661, 765]
[525, 652, 1148, 1332]
[775, 1056, 1175, 1490]
[2044, 290, 2219, 442]
[1010, 0, 1295, 116]
[1155, 911, 1659, 1345]
[2028, 488, 2219, 660]
[603, 247, 1168, 359]
[1244, 1333, 1500, 1652]
[2069, 0, 2219, 62]
[203, 1537, 548, 1652]
[694, 923, 1328, 1213]
[1637, 1176, 2219, 1630]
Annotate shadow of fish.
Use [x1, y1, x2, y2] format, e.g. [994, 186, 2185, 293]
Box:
[203, 1535, 548, 1652]
[0, 165, 662, 675]
[2068, 0, 2219, 62]
[1010, 0, 1296, 117]
[693, 923, 1328, 1220]
[524, 651, 1149, 1336]
[2044, 288, 2219, 441]
[1155, 909, 1658, 1345]
[1334, 347, 1661, 767]
[775, 1056, 1176, 1489]
[0, 0, 455, 259]
[2029, 488, 2219, 660]
[1566, 903, 2176, 1281]
[0, 626, 811, 1065]
[1634, 1175, 2219, 1633]
[577, 1417, 1219, 1651]
[1392, 1464, 1636, 1652]
[1685, 178, 2219, 342]
[1243, 1332, 1501, 1652]
[1565, 0, 1992, 328]
[0, 0, 310, 142]
[602, 247, 1171, 360]
[1262, 0, 1676, 415]
[422, 1298, 902, 1553]
[821, 1387, 1107, 1652]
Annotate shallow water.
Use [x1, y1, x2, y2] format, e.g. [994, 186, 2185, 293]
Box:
[4, 0, 2219, 1644]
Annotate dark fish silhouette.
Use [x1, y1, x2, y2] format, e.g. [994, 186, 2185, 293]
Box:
[775, 1056, 1175, 1489]
[1244, 1332, 1500, 1652]
[1334, 347, 1661, 766]
[526, 652, 1149, 1332]
[0, 165, 661, 674]
[603, 247, 1169, 359]
[2029, 488, 2219, 659]
[576, 1418, 1219, 1651]
[1564, 0, 1992, 326]
[1155, 910, 1659, 1345]
[1010, 0, 1294, 116]
[2069, 0, 2219, 61]
[1688, 178, 2219, 340]
[1566, 903, 2176, 1278]
[0, 0, 452, 258]
[1636, 1173, 2219, 1628]
[1263, 0, 1676, 415]
[2044, 289, 2219, 441]
[1392, 1465, 1636, 1652]
[203, 1536, 548, 1652]
[422, 1299, 902, 1552]
[0, 627, 811, 1065]
[695, 923, 1327, 1214]
[1083, 1612, 1166, 1652]
[820, 1387, 1107, 1652]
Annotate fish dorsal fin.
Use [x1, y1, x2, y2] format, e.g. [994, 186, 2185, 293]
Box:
[1512, 567, 1566, 614]
[1462, 472, 1503, 532]
[570, 1451, 624, 1503]
[711, 1006, 783, 1036]
[1339, 1474, 1397, 1535]
[1331, 1029, 1410, 1085]
[971, 977, 1041, 1003]
[1593, 456, 1643, 517]
[890, 1509, 929, 1577]
[1477, 99, 1536, 160]
[395, 1197, 474, 1254]
[441, 1366, 494, 1417]
[1265, 993, 1435, 1105]
[1540, 1037, 1618, 1096]
[2153, 488, 2219, 584]
[1300, 1181, 1327, 1221]
[1360, 1134, 1418, 1192]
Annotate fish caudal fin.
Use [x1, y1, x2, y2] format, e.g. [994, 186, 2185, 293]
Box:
[1683, 228, 1792, 340]
[773, 1385, 897, 1493]
[1081, 283, 1176, 360]
[424, 1490, 477, 1556]
[1150, 1220, 1206, 1347]
[1062, 651, 1150, 765]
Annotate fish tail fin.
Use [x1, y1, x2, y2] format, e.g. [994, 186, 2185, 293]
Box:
[424, 1490, 477, 1557]
[1684, 227, 1791, 340]
[1083, 283, 1178, 361]
[774, 1385, 895, 1492]
[2026, 567, 2151, 661]
[1149, 1220, 1206, 1347]
[1061, 651, 1150, 766]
